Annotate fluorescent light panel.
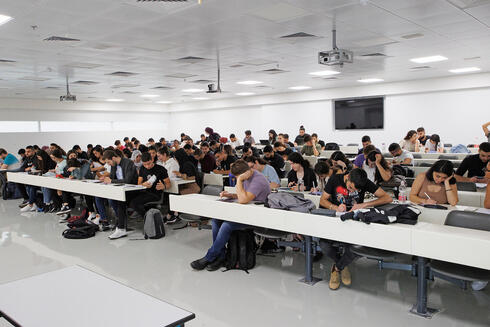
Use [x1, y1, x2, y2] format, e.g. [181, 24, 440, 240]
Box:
[410, 55, 448, 64]
[140, 94, 159, 98]
[288, 86, 311, 90]
[236, 92, 255, 96]
[156, 101, 172, 104]
[0, 14, 13, 26]
[106, 98, 124, 102]
[236, 80, 263, 85]
[308, 70, 340, 76]
[182, 88, 204, 93]
[448, 67, 481, 73]
[357, 78, 384, 83]
[192, 97, 209, 100]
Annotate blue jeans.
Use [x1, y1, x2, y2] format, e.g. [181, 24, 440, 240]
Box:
[205, 219, 246, 262]
[41, 188, 53, 204]
[26, 186, 38, 205]
[95, 197, 108, 220]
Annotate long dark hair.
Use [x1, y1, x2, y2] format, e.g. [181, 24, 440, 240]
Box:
[268, 129, 277, 143]
[430, 134, 441, 149]
[287, 152, 310, 169]
[404, 130, 417, 141]
[330, 151, 350, 166]
[426, 160, 456, 184]
[366, 150, 392, 183]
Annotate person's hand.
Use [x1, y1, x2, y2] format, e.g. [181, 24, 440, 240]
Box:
[424, 199, 437, 205]
[469, 176, 478, 183]
[69, 175, 75, 179]
[350, 203, 365, 211]
[155, 181, 164, 190]
[290, 184, 299, 191]
[444, 174, 454, 187]
[337, 204, 347, 212]
[173, 171, 182, 177]
[375, 153, 382, 164]
[288, 181, 296, 188]
[238, 169, 253, 182]
[25, 167, 31, 172]
[103, 177, 112, 184]
[310, 187, 318, 193]
[67, 167, 76, 172]
[220, 191, 233, 198]
[142, 181, 151, 188]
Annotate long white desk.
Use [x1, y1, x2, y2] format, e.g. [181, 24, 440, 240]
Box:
[7, 172, 145, 201]
[165, 179, 195, 194]
[0, 266, 195, 327]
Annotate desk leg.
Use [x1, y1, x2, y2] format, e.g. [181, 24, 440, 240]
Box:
[299, 235, 321, 286]
[410, 256, 439, 318]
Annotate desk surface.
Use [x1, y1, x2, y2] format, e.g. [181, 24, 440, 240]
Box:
[0, 266, 195, 327]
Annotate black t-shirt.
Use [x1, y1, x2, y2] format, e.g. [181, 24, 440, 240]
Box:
[456, 154, 486, 178]
[295, 135, 305, 145]
[78, 151, 88, 160]
[324, 173, 378, 209]
[139, 164, 169, 194]
[219, 155, 237, 171]
[265, 153, 285, 178]
[418, 135, 430, 146]
[181, 161, 197, 178]
[276, 148, 293, 158]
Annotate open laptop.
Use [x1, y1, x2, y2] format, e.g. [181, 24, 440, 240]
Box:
[259, 139, 270, 146]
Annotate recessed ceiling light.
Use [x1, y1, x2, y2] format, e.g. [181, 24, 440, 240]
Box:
[192, 97, 209, 100]
[308, 70, 340, 76]
[106, 98, 124, 102]
[140, 94, 160, 98]
[288, 86, 312, 90]
[448, 67, 481, 73]
[235, 92, 255, 96]
[156, 101, 172, 104]
[410, 55, 448, 64]
[357, 78, 384, 83]
[0, 15, 13, 26]
[236, 80, 263, 85]
[182, 88, 204, 93]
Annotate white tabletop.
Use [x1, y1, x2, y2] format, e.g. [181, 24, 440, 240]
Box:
[165, 179, 195, 194]
[0, 266, 195, 327]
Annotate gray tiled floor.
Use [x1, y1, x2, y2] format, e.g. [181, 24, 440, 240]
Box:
[0, 199, 489, 326]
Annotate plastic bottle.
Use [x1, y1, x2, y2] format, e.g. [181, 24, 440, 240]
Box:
[398, 180, 407, 203]
[381, 142, 387, 153]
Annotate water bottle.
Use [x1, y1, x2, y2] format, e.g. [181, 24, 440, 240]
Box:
[381, 142, 387, 153]
[297, 178, 304, 191]
[398, 180, 407, 203]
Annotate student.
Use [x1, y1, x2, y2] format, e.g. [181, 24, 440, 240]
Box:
[243, 130, 256, 145]
[17, 146, 39, 207]
[311, 133, 325, 150]
[183, 144, 197, 164]
[134, 140, 141, 150]
[200, 142, 211, 156]
[245, 156, 280, 189]
[209, 140, 220, 154]
[273, 142, 293, 161]
[49, 143, 66, 156]
[0, 149, 20, 170]
[17, 148, 26, 164]
[455, 142, 490, 183]
[114, 140, 125, 151]
[283, 134, 295, 148]
[180, 133, 187, 142]
[50, 149, 73, 215]
[102, 150, 138, 239]
[87, 144, 94, 159]
[190, 160, 270, 271]
[319, 168, 393, 290]
[193, 148, 216, 173]
[331, 151, 353, 173]
[417, 127, 430, 146]
[229, 134, 241, 149]
[241, 145, 253, 160]
[196, 134, 208, 146]
[157, 147, 180, 180]
[268, 129, 277, 144]
[364, 151, 393, 184]
[147, 138, 155, 146]
[294, 126, 306, 146]
[183, 136, 199, 151]
[214, 146, 237, 175]
[72, 145, 88, 160]
[123, 137, 131, 149]
[35, 150, 57, 212]
[353, 138, 379, 168]
[357, 135, 373, 154]
[205, 127, 221, 143]
[148, 146, 158, 163]
[425, 134, 444, 153]
[399, 130, 420, 152]
[130, 150, 143, 171]
[388, 143, 414, 165]
[263, 145, 285, 178]
[313, 161, 332, 193]
[410, 160, 458, 206]
[300, 134, 321, 156]
[287, 152, 317, 191]
[173, 149, 201, 194]
[129, 152, 170, 222]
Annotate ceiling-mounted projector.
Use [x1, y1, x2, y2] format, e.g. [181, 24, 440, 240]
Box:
[318, 29, 353, 67]
[60, 76, 76, 102]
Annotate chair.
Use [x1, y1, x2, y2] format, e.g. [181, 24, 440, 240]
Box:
[456, 182, 477, 192]
[178, 185, 222, 230]
[438, 155, 457, 160]
[384, 153, 393, 158]
[444, 144, 453, 148]
[429, 211, 490, 289]
[324, 143, 340, 151]
[413, 153, 422, 159]
[467, 144, 475, 148]
[351, 245, 414, 272]
[347, 143, 359, 147]
[419, 162, 432, 167]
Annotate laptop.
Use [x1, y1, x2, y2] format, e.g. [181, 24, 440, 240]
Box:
[259, 139, 270, 146]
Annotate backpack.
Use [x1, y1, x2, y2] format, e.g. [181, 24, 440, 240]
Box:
[450, 144, 470, 154]
[62, 221, 99, 239]
[340, 204, 421, 225]
[265, 192, 316, 213]
[2, 182, 23, 200]
[143, 208, 165, 239]
[393, 165, 414, 178]
[224, 229, 257, 273]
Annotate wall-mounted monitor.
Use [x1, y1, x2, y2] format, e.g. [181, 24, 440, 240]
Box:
[334, 97, 384, 130]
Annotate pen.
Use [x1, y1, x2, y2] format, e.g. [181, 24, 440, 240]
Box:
[424, 192, 431, 200]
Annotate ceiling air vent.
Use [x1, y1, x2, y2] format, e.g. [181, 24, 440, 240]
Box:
[401, 33, 424, 40]
[322, 77, 338, 80]
[260, 68, 288, 74]
[73, 80, 99, 85]
[230, 64, 244, 68]
[239, 59, 277, 66]
[112, 84, 140, 88]
[165, 73, 197, 78]
[191, 79, 214, 84]
[44, 86, 60, 89]
[280, 32, 317, 38]
[152, 86, 174, 89]
[0, 59, 15, 63]
[176, 56, 208, 63]
[44, 36, 80, 41]
[121, 91, 140, 94]
[411, 66, 431, 71]
[361, 53, 387, 57]
[106, 71, 138, 77]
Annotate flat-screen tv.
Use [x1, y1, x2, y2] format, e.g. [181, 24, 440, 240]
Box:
[334, 97, 384, 130]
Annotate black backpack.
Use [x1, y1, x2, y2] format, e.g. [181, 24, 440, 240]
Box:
[224, 230, 257, 273]
[62, 221, 99, 239]
[393, 165, 415, 178]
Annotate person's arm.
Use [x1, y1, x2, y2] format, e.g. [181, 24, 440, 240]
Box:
[409, 174, 436, 204]
[482, 121, 490, 137]
[156, 177, 171, 191]
[236, 170, 256, 204]
[319, 192, 346, 212]
[270, 182, 280, 189]
[444, 175, 458, 206]
[485, 184, 490, 209]
[454, 157, 477, 182]
[313, 142, 320, 157]
[0, 164, 7, 169]
[415, 139, 420, 153]
[366, 187, 393, 207]
[375, 154, 392, 181]
[401, 157, 412, 165]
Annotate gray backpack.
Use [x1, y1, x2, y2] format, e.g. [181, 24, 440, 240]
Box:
[265, 193, 316, 213]
[143, 208, 165, 239]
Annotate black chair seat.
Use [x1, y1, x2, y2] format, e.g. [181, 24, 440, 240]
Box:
[457, 182, 477, 192]
[253, 227, 289, 239]
[430, 260, 490, 282]
[413, 153, 422, 159]
[351, 245, 397, 261]
[439, 155, 457, 160]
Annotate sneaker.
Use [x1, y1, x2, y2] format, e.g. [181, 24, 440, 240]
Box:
[20, 204, 34, 212]
[18, 200, 29, 208]
[48, 205, 58, 213]
[91, 215, 100, 225]
[129, 211, 142, 219]
[29, 204, 38, 212]
[108, 228, 128, 240]
[340, 267, 352, 286]
[329, 265, 341, 290]
[190, 257, 210, 271]
[58, 213, 70, 223]
[206, 258, 225, 272]
[99, 220, 111, 231]
[87, 212, 97, 221]
[56, 205, 71, 215]
[166, 215, 181, 225]
[471, 281, 488, 291]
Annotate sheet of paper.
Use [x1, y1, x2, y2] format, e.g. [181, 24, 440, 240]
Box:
[476, 183, 487, 188]
[476, 208, 490, 214]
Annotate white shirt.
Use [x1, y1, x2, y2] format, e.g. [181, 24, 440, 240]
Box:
[229, 140, 241, 149]
[158, 157, 180, 180]
[362, 162, 376, 183]
[393, 150, 414, 165]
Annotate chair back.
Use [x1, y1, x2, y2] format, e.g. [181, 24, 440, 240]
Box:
[456, 182, 477, 192]
[445, 211, 490, 232]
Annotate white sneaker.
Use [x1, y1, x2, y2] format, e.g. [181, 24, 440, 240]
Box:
[58, 213, 70, 223]
[20, 204, 33, 212]
[471, 281, 488, 291]
[88, 212, 97, 221]
[91, 215, 100, 225]
[108, 228, 128, 240]
[29, 204, 38, 212]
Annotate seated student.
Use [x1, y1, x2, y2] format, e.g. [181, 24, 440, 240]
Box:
[229, 134, 241, 149]
[50, 149, 74, 215]
[311, 133, 325, 151]
[245, 156, 280, 189]
[300, 134, 321, 157]
[87, 144, 94, 159]
[193, 148, 216, 173]
[313, 161, 332, 192]
[410, 160, 458, 206]
[209, 140, 220, 154]
[49, 143, 66, 156]
[483, 121, 490, 142]
[283, 133, 295, 148]
[16, 146, 39, 207]
[331, 150, 353, 173]
[364, 150, 393, 184]
[399, 130, 420, 152]
[358, 135, 374, 155]
[65, 157, 99, 220]
[183, 144, 198, 166]
[134, 140, 141, 150]
[273, 142, 293, 161]
[196, 134, 208, 146]
[425, 134, 444, 153]
[455, 142, 490, 183]
[123, 137, 131, 149]
[287, 152, 317, 191]
[72, 145, 88, 160]
[200, 141, 212, 156]
[241, 145, 254, 160]
[268, 129, 277, 144]
[388, 143, 414, 165]
[205, 127, 221, 143]
[173, 149, 201, 194]
[319, 168, 393, 290]
[128, 152, 171, 222]
[0, 148, 20, 170]
[180, 133, 187, 142]
[294, 126, 306, 146]
[18, 148, 26, 164]
[157, 147, 180, 180]
[147, 138, 155, 146]
[148, 146, 158, 163]
[183, 136, 199, 151]
[214, 145, 237, 176]
[263, 145, 285, 178]
[243, 130, 256, 146]
[66, 150, 79, 161]
[190, 160, 270, 271]
[353, 141, 378, 168]
[115, 140, 125, 151]
[101, 150, 138, 239]
[417, 127, 430, 146]
[130, 150, 142, 171]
